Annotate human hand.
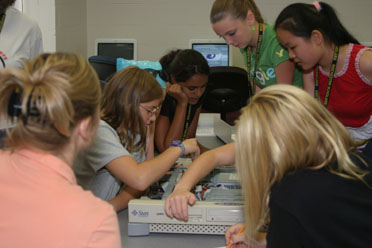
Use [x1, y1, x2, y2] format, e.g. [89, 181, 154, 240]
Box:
[166, 82, 188, 105]
[226, 223, 249, 248]
[182, 138, 200, 160]
[164, 187, 197, 221]
[226, 223, 267, 248]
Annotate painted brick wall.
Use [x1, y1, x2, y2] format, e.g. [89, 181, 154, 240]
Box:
[86, 0, 372, 68]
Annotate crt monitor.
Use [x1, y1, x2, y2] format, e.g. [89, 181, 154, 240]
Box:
[95, 39, 137, 60]
[189, 39, 232, 67]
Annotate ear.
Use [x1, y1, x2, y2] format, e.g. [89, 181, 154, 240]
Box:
[76, 116, 94, 143]
[310, 30, 324, 45]
[245, 11, 256, 26]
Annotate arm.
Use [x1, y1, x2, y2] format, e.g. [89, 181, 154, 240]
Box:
[106, 138, 199, 191]
[185, 105, 210, 153]
[274, 60, 295, 85]
[110, 124, 155, 212]
[155, 83, 189, 152]
[154, 114, 172, 152]
[359, 50, 372, 82]
[251, 60, 294, 95]
[108, 186, 144, 212]
[145, 123, 155, 160]
[302, 70, 315, 96]
[185, 105, 201, 139]
[198, 142, 210, 154]
[165, 143, 235, 221]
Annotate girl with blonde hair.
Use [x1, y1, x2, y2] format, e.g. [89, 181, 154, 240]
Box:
[231, 84, 372, 247]
[0, 53, 121, 247]
[74, 66, 200, 212]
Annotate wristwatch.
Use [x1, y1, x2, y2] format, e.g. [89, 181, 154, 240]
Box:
[170, 140, 185, 156]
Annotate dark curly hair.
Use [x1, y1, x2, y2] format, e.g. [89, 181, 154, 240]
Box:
[159, 49, 210, 83]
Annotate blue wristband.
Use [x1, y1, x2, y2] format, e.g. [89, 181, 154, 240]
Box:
[170, 140, 185, 156]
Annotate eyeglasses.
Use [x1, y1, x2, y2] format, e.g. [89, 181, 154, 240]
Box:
[140, 105, 160, 116]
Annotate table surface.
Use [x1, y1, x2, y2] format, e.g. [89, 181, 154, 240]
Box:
[117, 209, 227, 248]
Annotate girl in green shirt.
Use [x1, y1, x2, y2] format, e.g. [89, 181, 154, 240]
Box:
[210, 0, 302, 93]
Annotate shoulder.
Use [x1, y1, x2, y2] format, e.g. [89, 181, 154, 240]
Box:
[81, 120, 131, 165]
[5, 6, 21, 18]
[61, 186, 120, 241]
[262, 24, 289, 62]
[0, 150, 11, 172]
[97, 120, 122, 142]
[99, 120, 117, 133]
[96, 120, 130, 152]
[163, 94, 176, 104]
[270, 168, 338, 210]
[357, 47, 372, 83]
[263, 24, 280, 46]
[6, 7, 41, 31]
[271, 158, 372, 211]
[159, 94, 176, 115]
[70, 185, 115, 213]
[263, 24, 275, 37]
[95, 120, 122, 145]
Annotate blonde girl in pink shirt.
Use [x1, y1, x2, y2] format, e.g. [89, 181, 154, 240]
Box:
[0, 53, 121, 248]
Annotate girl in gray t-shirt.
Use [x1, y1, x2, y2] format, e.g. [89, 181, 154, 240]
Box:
[73, 66, 200, 212]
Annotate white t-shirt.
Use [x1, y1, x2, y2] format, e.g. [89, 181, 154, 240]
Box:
[0, 7, 43, 69]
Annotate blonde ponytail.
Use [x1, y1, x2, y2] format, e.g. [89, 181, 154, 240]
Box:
[0, 53, 101, 152]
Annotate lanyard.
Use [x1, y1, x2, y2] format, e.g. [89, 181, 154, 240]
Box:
[182, 104, 192, 141]
[314, 45, 339, 108]
[246, 23, 263, 95]
[0, 13, 6, 34]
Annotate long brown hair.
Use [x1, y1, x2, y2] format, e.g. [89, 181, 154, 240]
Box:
[101, 66, 163, 152]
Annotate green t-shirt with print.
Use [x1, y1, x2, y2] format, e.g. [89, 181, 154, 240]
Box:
[240, 24, 303, 89]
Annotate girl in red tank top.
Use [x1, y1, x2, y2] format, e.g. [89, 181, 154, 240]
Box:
[275, 2, 372, 148]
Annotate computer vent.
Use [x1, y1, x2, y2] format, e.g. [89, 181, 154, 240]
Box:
[149, 223, 230, 235]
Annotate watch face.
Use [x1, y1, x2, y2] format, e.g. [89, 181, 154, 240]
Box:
[171, 140, 182, 146]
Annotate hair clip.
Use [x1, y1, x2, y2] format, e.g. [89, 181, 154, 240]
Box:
[22, 89, 42, 124]
[312, 1, 322, 12]
[8, 90, 22, 117]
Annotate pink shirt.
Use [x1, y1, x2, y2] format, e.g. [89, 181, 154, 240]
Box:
[0, 149, 121, 248]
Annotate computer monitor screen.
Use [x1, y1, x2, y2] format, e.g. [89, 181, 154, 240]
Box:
[190, 39, 231, 67]
[95, 39, 137, 60]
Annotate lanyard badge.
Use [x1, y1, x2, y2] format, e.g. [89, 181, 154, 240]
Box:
[314, 45, 339, 108]
[246, 23, 263, 95]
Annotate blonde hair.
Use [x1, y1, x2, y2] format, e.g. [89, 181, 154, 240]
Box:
[210, 0, 264, 24]
[0, 53, 101, 152]
[235, 85, 367, 241]
[101, 66, 163, 153]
